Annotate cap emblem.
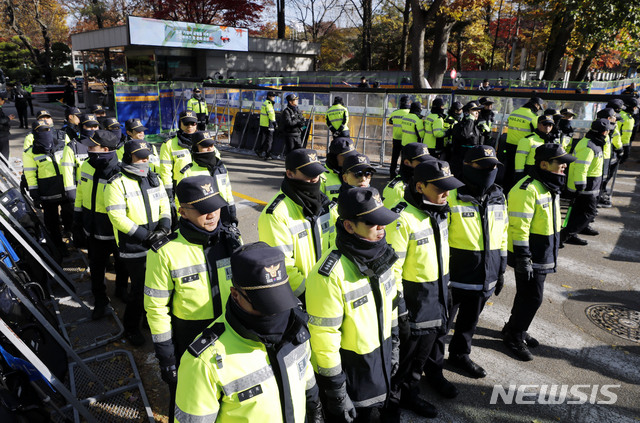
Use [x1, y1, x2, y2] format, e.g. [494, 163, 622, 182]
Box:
[484, 148, 494, 156]
[358, 156, 367, 163]
[201, 183, 213, 195]
[422, 146, 429, 154]
[441, 165, 451, 176]
[264, 263, 281, 279]
[308, 153, 317, 162]
[140, 142, 147, 149]
[372, 193, 382, 206]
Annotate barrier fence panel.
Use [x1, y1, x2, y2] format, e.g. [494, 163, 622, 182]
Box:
[114, 84, 161, 135]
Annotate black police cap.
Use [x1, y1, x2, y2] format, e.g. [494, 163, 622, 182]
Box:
[534, 143, 576, 164]
[285, 94, 298, 102]
[80, 114, 99, 127]
[124, 139, 152, 160]
[596, 108, 615, 119]
[65, 106, 81, 116]
[432, 98, 445, 109]
[125, 118, 147, 132]
[176, 175, 228, 215]
[266, 91, 277, 97]
[101, 117, 121, 131]
[230, 242, 299, 315]
[192, 131, 216, 147]
[402, 142, 433, 163]
[338, 186, 398, 225]
[414, 160, 464, 191]
[285, 149, 326, 177]
[591, 118, 615, 133]
[464, 145, 500, 168]
[342, 154, 376, 174]
[607, 99, 624, 110]
[80, 129, 120, 149]
[180, 110, 198, 123]
[329, 137, 355, 156]
[32, 120, 51, 132]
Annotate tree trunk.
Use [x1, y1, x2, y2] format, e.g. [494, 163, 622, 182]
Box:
[489, 0, 504, 70]
[409, 0, 445, 89]
[33, 0, 53, 83]
[400, 0, 411, 71]
[361, 0, 372, 70]
[277, 0, 285, 39]
[541, 10, 575, 81]
[427, 17, 454, 88]
[569, 55, 583, 81]
[575, 41, 602, 81]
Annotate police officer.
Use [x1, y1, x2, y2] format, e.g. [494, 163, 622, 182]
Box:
[74, 130, 128, 319]
[90, 104, 107, 120]
[23, 81, 34, 116]
[124, 118, 160, 172]
[321, 137, 357, 201]
[307, 187, 399, 423]
[503, 143, 575, 361]
[619, 98, 637, 164]
[338, 153, 375, 194]
[514, 115, 555, 179]
[175, 242, 322, 423]
[282, 93, 306, 152]
[326, 96, 349, 138]
[447, 146, 507, 379]
[561, 118, 611, 246]
[423, 98, 447, 158]
[449, 101, 483, 178]
[175, 131, 237, 225]
[258, 149, 338, 300]
[61, 114, 96, 189]
[102, 117, 127, 157]
[383, 142, 434, 209]
[478, 97, 496, 147]
[597, 108, 623, 208]
[61, 106, 81, 144]
[386, 160, 464, 419]
[0, 92, 15, 158]
[401, 101, 425, 146]
[24, 110, 68, 150]
[105, 139, 171, 346]
[443, 101, 464, 160]
[255, 91, 278, 159]
[502, 97, 543, 191]
[558, 108, 576, 152]
[186, 87, 209, 130]
[388, 95, 411, 179]
[11, 82, 29, 128]
[23, 122, 75, 254]
[159, 110, 198, 219]
[145, 174, 241, 420]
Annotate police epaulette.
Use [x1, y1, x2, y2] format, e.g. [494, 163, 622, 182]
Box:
[519, 177, 534, 190]
[150, 232, 178, 252]
[318, 250, 341, 276]
[188, 322, 226, 358]
[525, 133, 535, 138]
[388, 177, 402, 188]
[179, 163, 193, 174]
[107, 173, 122, 183]
[391, 202, 407, 214]
[328, 200, 337, 209]
[266, 193, 286, 214]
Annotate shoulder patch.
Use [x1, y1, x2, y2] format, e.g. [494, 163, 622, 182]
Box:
[391, 201, 408, 214]
[318, 250, 342, 277]
[107, 173, 122, 183]
[388, 177, 402, 188]
[519, 177, 534, 190]
[150, 232, 178, 252]
[179, 163, 192, 174]
[525, 133, 535, 138]
[188, 322, 226, 358]
[266, 193, 286, 214]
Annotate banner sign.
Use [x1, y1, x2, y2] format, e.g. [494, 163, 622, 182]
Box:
[128, 16, 248, 51]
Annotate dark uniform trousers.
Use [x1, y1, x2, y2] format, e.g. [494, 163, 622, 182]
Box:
[389, 139, 402, 178]
[284, 133, 302, 153]
[564, 194, 598, 237]
[196, 113, 208, 131]
[42, 200, 74, 250]
[448, 289, 489, 357]
[16, 102, 28, 128]
[122, 257, 146, 332]
[88, 237, 128, 306]
[602, 160, 619, 197]
[255, 127, 274, 156]
[507, 271, 546, 343]
[498, 142, 518, 192]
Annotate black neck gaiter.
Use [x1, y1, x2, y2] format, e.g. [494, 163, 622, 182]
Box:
[179, 218, 219, 246]
[227, 298, 290, 344]
[281, 177, 324, 217]
[177, 131, 193, 149]
[335, 220, 391, 271]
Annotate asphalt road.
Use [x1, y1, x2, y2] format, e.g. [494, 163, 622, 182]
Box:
[3, 101, 639, 422]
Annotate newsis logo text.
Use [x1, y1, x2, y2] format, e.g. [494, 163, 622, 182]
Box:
[490, 384, 620, 405]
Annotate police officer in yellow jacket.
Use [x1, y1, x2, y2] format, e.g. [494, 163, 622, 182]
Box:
[386, 160, 464, 419]
[145, 175, 242, 420]
[618, 98, 637, 164]
[61, 114, 97, 189]
[255, 91, 278, 159]
[259, 149, 338, 300]
[23, 109, 69, 151]
[388, 96, 411, 179]
[503, 143, 575, 361]
[174, 131, 236, 225]
[186, 87, 209, 130]
[597, 108, 623, 207]
[447, 146, 507, 379]
[423, 98, 447, 158]
[401, 102, 425, 146]
[382, 142, 434, 209]
[326, 96, 349, 138]
[23, 122, 75, 254]
[159, 110, 199, 224]
[514, 115, 555, 178]
[175, 242, 323, 423]
[307, 187, 399, 423]
[74, 130, 129, 319]
[105, 139, 172, 346]
[124, 118, 160, 171]
[561, 118, 610, 246]
[320, 137, 357, 201]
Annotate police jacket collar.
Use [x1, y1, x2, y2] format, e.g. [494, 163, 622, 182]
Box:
[226, 304, 307, 347]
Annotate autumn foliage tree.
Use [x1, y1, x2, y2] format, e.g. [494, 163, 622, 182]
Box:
[147, 0, 265, 26]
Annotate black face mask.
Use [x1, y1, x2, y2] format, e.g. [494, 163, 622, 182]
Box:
[228, 296, 290, 342]
[177, 131, 193, 149]
[463, 165, 497, 193]
[281, 177, 323, 217]
[193, 150, 219, 168]
[87, 150, 116, 169]
[81, 128, 95, 138]
[533, 167, 565, 193]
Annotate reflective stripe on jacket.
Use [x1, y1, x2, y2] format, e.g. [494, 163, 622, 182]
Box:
[506, 106, 537, 145]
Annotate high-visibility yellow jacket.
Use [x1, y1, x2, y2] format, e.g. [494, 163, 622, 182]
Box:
[382, 176, 406, 209]
[401, 113, 425, 146]
[187, 97, 208, 114]
[158, 134, 192, 194]
[514, 132, 545, 175]
[60, 140, 89, 192]
[389, 108, 410, 140]
[386, 194, 450, 334]
[258, 191, 338, 297]
[507, 173, 561, 273]
[319, 166, 342, 201]
[448, 186, 508, 294]
[325, 104, 349, 134]
[618, 111, 634, 147]
[144, 223, 241, 367]
[116, 139, 160, 173]
[567, 135, 604, 195]
[423, 112, 446, 153]
[104, 170, 171, 259]
[23, 143, 74, 202]
[23, 129, 69, 151]
[260, 99, 276, 128]
[307, 246, 397, 407]
[175, 307, 315, 423]
[506, 106, 538, 145]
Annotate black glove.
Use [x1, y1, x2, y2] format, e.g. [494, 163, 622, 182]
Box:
[306, 400, 324, 423]
[29, 189, 41, 209]
[494, 272, 505, 296]
[143, 228, 168, 249]
[325, 382, 357, 423]
[515, 257, 534, 280]
[391, 327, 400, 377]
[160, 364, 177, 385]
